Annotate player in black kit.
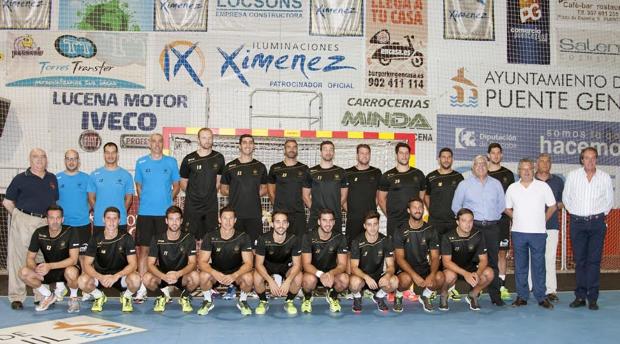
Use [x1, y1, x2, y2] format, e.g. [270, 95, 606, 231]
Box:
[143, 206, 199, 313]
[253, 210, 302, 315]
[344, 144, 382, 245]
[349, 211, 397, 313]
[394, 198, 444, 313]
[301, 209, 349, 313]
[179, 128, 225, 241]
[197, 206, 254, 316]
[440, 208, 494, 311]
[267, 139, 310, 237]
[78, 207, 141, 313]
[378, 143, 426, 237]
[19, 205, 80, 312]
[425, 148, 463, 236]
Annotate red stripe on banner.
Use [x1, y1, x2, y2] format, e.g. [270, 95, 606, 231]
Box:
[300, 130, 316, 138]
[269, 129, 285, 137]
[162, 127, 186, 150]
[364, 132, 379, 139]
[332, 131, 348, 139]
[394, 133, 416, 153]
[236, 128, 252, 135]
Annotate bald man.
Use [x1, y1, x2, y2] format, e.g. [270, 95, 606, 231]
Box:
[3, 148, 59, 310]
[134, 133, 180, 302]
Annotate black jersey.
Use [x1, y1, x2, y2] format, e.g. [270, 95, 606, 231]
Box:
[200, 230, 252, 274]
[345, 166, 381, 215]
[268, 161, 309, 213]
[440, 228, 487, 269]
[488, 166, 514, 193]
[221, 159, 268, 219]
[304, 165, 348, 218]
[179, 150, 225, 213]
[149, 232, 196, 273]
[301, 231, 348, 272]
[254, 231, 301, 267]
[425, 170, 464, 223]
[350, 233, 393, 278]
[84, 231, 136, 275]
[393, 222, 439, 269]
[28, 226, 80, 263]
[379, 167, 426, 225]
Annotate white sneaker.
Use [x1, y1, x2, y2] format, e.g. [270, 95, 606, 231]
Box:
[81, 292, 92, 302]
[35, 294, 56, 312]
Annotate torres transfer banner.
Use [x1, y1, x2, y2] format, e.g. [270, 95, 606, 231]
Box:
[365, 0, 427, 96]
[444, 0, 494, 40]
[507, 0, 550, 65]
[6, 32, 146, 88]
[155, 0, 208, 31]
[0, 0, 50, 29]
[310, 0, 364, 36]
[58, 0, 154, 31]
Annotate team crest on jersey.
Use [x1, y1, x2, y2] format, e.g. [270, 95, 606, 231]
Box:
[234, 245, 240, 252]
[213, 163, 219, 169]
[252, 169, 258, 175]
[468, 244, 475, 252]
[298, 171, 304, 176]
[454, 246, 460, 252]
[46, 245, 52, 251]
[328, 246, 335, 253]
[315, 248, 321, 254]
[101, 249, 106, 254]
[180, 246, 185, 253]
[438, 182, 443, 187]
[216, 247, 221, 252]
[421, 238, 426, 245]
[59, 241, 66, 249]
[334, 174, 340, 180]
[452, 180, 457, 185]
[118, 246, 124, 253]
[268, 249, 275, 255]
[377, 250, 383, 257]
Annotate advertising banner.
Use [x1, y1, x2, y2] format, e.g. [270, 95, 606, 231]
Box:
[155, 0, 208, 31]
[507, 0, 550, 65]
[208, 0, 307, 33]
[0, 0, 50, 29]
[556, 29, 620, 67]
[444, 0, 494, 40]
[556, 0, 620, 24]
[310, 0, 364, 36]
[153, 35, 208, 89]
[59, 0, 154, 31]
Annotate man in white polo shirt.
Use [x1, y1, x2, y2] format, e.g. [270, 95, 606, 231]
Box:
[505, 158, 556, 309]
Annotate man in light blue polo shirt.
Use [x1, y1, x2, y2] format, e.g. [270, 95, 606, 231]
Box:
[452, 155, 506, 306]
[134, 133, 180, 302]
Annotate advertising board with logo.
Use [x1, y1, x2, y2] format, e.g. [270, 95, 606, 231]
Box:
[59, 0, 154, 31]
[0, 0, 50, 29]
[444, 0, 494, 40]
[556, 29, 619, 67]
[154, 37, 207, 88]
[365, 0, 428, 95]
[310, 0, 364, 36]
[6, 32, 146, 88]
[155, 0, 208, 31]
[209, 0, 307, 33]
[507, 0, 550, 65]
[556, 0, 620, 24]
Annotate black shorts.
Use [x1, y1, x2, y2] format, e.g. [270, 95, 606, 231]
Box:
[184, 208, 218, 241]
[264, 261, 291, 277]
[398, 265, 431, 279]
[498, 215, 511, 251]
[92, 225, 127, 237]
[94, 273, 128, 291]
[429, 220, 455, 237]
[235, 217, 263, 243]
[73, 224, 92, 253]
[365, 271, 385, 285]
[43, 268, 66, 284]
[456, 265, 478, 281]
[158, 278, 184, 290]
[136, 215, 167, 246]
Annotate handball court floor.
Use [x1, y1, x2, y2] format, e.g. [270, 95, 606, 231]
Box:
[1, 289, 619, 343]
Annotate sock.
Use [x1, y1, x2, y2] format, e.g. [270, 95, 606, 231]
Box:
[423, 288, 433, 298]
[91, 288, 103, 299]
[156, 288, 165, 297]
[448, 285, 456, 292]
[162, 286, 171, 298]
[180, 289, 190, 298]
[123, 289, 133, 298]
[70, 288, 78, 298]
[286, 292, 296, 301]
[303, 290, 312, 300]
[376, 289, 387, 298]
[258, 292, 267, 301]
[203, 289, 212, 302]
[328, 288, 338, 300]
[37, 285, 52, 297]
[55, 282, 66, 295]
[352, 292, 361, 298]
[395, 291, 403, 298]
[137, 283, 147, 295]
[239, 291, 248, 302]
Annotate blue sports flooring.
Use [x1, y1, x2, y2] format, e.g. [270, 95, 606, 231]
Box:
[1, 291, 619, 343]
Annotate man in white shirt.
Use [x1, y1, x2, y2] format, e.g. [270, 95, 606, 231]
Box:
[505, 158, 556, 309]
[563, 147, 614, 310]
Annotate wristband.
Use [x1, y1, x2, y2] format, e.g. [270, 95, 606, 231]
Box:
[315, 270, 324, 278]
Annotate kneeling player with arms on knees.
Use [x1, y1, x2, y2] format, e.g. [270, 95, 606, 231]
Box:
[440, 208, 494, 311]
[78, 207, 141, 313]
[253, 210, 302, 315]
[349, 211, 397, 313]
[143, 206, 199, 313]
[197, 206, 254, 316]
[301, 208, 349, 313]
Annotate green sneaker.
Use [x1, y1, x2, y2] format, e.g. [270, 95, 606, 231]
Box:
[429, 291, 437, 301]
[255, 300, 269, 315]
[179, 296, 193, 313]
[326, 295, 341, 313]
[449, 288, 462, 301]
[121, 295, 133, 313]
[153, 296, 166, 312]
[393, 296, 403, 313]
[197, 300, 214, 315]
[301, 298, 312, 313]
[237, 300, 252, 316]
[91, 294, 107, 312]
[284, 300, 297, 315]
[500, 286, 512, 301]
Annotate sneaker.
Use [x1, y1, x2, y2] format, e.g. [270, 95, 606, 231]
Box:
[67, 297, 80, 313]
[393, 296, 404, 313]
[466, 294, 480, 311]
[284, 300, 297, 315]
[91, 294, 107, 312]
[546, 293, 559, 303]
[179, 295, 193, 313]
[449, 288, 462, 301]
[301, 298, 313, 313]
[153, 296, 167, 312]
[372, 295, 389, 312]
[344, 292, 354, 300]
[35, 294, 56, 312]
[352, 297, 362, 313]
[134, 289, 147, 304]
[363, 290, 375, 300]
[404, 290, 418, 302]
[81, 292, 93, 302]
[326, 294, 341, 313]
[55, 287, 68, 302]
[438, 295, 449, 311]
[121, 295, 133, 312]
[500, 286, 512, 301]
[223, 285, 237, 300]
[237, 300, 252, 316]
[255, 300, 269, 315]
[419, 295, 434, 312]
[429, 291, 437, 301]
[197, 300, 214, 315]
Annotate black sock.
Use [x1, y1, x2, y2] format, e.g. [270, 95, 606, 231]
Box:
[303, 290, 312, 300]
[180, 289, 190, 298]
[500, 278, 505, 287]
[329, 288, 338, 300]
[156, 288, 165, 297]
[286, 292, 296, 301]
[258, 292, 267, 301]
